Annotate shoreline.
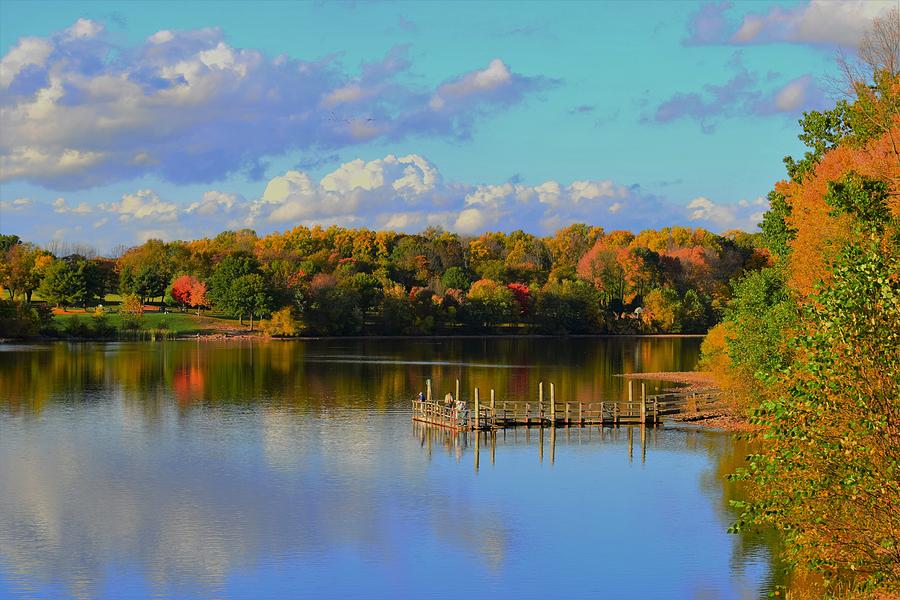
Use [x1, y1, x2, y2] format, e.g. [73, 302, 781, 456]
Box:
[2, 332, 710, 343]
[620, 371, 754, 433]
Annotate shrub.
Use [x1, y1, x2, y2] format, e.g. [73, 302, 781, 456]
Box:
[263, 307, 299, 337]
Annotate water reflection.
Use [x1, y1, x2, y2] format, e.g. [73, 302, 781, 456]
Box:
[0, 339, 782, 599]
[414, 421, 669, 467]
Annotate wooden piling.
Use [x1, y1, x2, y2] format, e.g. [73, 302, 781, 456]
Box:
[426, 379, 432, 402]
[549, 382, 556, 423]
[455, 379, 460, 403]
[474, 387, 480, 429]
[490, 389, 495, 426]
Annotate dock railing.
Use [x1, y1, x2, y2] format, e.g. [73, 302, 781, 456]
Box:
[412, 379, 724, 430]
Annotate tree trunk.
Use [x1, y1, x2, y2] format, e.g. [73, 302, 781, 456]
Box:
[249, 314, 254, 331]
[26, 290, 32, 303]
[239, 314, 243, 326]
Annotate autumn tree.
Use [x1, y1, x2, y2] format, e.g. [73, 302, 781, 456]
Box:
[462, 279, 515, 330]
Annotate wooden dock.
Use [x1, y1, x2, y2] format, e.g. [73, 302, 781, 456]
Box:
[412, 378, 724, 430]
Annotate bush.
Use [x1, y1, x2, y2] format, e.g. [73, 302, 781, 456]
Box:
[263, 307, 299, 337]
[0, 300, 53, 338]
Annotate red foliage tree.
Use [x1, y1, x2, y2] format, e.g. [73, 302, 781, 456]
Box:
[171, 275, 194, 310]
[507, 282, 532, 316]
[190, 280, 208, 315]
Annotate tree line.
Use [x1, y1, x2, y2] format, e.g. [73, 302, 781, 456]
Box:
[701, 10, 898, 595]
[1, 222, 765, 337]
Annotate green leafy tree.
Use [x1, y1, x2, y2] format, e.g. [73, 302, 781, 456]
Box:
[230, 273, 274, 330]
[120, 264, 167, 304]
[824, 171, 891, 230]
[760, 189, 795, 260]
[300, 274, 363, 335]
[207, 253, 261, 320]
[440, 266, 471, 291]
[532, 279, 600, 334]
[38, 256, 105, 309]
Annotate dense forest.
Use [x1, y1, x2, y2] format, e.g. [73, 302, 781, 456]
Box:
[701, 10, 899, 597]
[0, 221, 766, 338]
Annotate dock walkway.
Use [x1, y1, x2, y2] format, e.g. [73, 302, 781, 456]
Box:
[412, 379, 724, 430]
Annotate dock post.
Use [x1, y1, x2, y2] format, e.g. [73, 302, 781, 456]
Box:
[628, 380, 633, 418]
[474, 387, 480, 430]
[640, 394, 647, 424]
[490, 389, 496, 427]
[641, 382, 646, 422]
[549, 382, 556, 424]
[426, 379, 432, 403]
[539, 381, 544, 420]
[456, 379, 460, 403]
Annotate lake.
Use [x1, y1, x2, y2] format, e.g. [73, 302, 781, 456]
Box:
[0, 337, 781, 599]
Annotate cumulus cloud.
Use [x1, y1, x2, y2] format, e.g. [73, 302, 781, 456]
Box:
[687, 195, 767, 230]
[0, 197, 33, 211]
[186, 190, 241, 217]
[685, 0, 894, 48]
[248, 154, 731, 235]
[0, 20, 549, 190]
[5, 154, 766, 249]
[100, 189, 179, 222]
[649, 54, 826, 131]
[52, 197, 92, 214]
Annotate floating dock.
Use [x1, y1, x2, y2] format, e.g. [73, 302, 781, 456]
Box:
[412, 379, 724, 430]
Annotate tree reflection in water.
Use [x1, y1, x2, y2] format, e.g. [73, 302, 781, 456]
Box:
[0, 338, 789, 599]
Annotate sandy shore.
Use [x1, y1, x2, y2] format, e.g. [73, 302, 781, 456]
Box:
[619, 371, 717, 392]
[619, 371, 755, 432]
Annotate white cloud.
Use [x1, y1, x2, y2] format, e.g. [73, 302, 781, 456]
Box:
[774, 75, 817, 111]
[10, 156, 766, 249]
[64, 18, 104, 40]
[252, 155, 689, 235]
[731, 0, 893, 47]
[101, 190, 179, 222]
[186, 190, 240, 217]
[0, 37, 53, 87]
[0, 197, 33, 211]
[0, 21, 548, 190]
[52, 197, 92, 214]
[429, 59, 513, 110]
[687, 195, 767, 230]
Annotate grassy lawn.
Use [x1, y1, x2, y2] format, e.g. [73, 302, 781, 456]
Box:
[52, 311, 248, 335]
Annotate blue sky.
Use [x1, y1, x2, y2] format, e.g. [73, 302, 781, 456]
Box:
[0, 0, 893, 251]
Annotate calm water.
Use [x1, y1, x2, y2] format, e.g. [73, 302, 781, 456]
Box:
[0, 338, 780, 600]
